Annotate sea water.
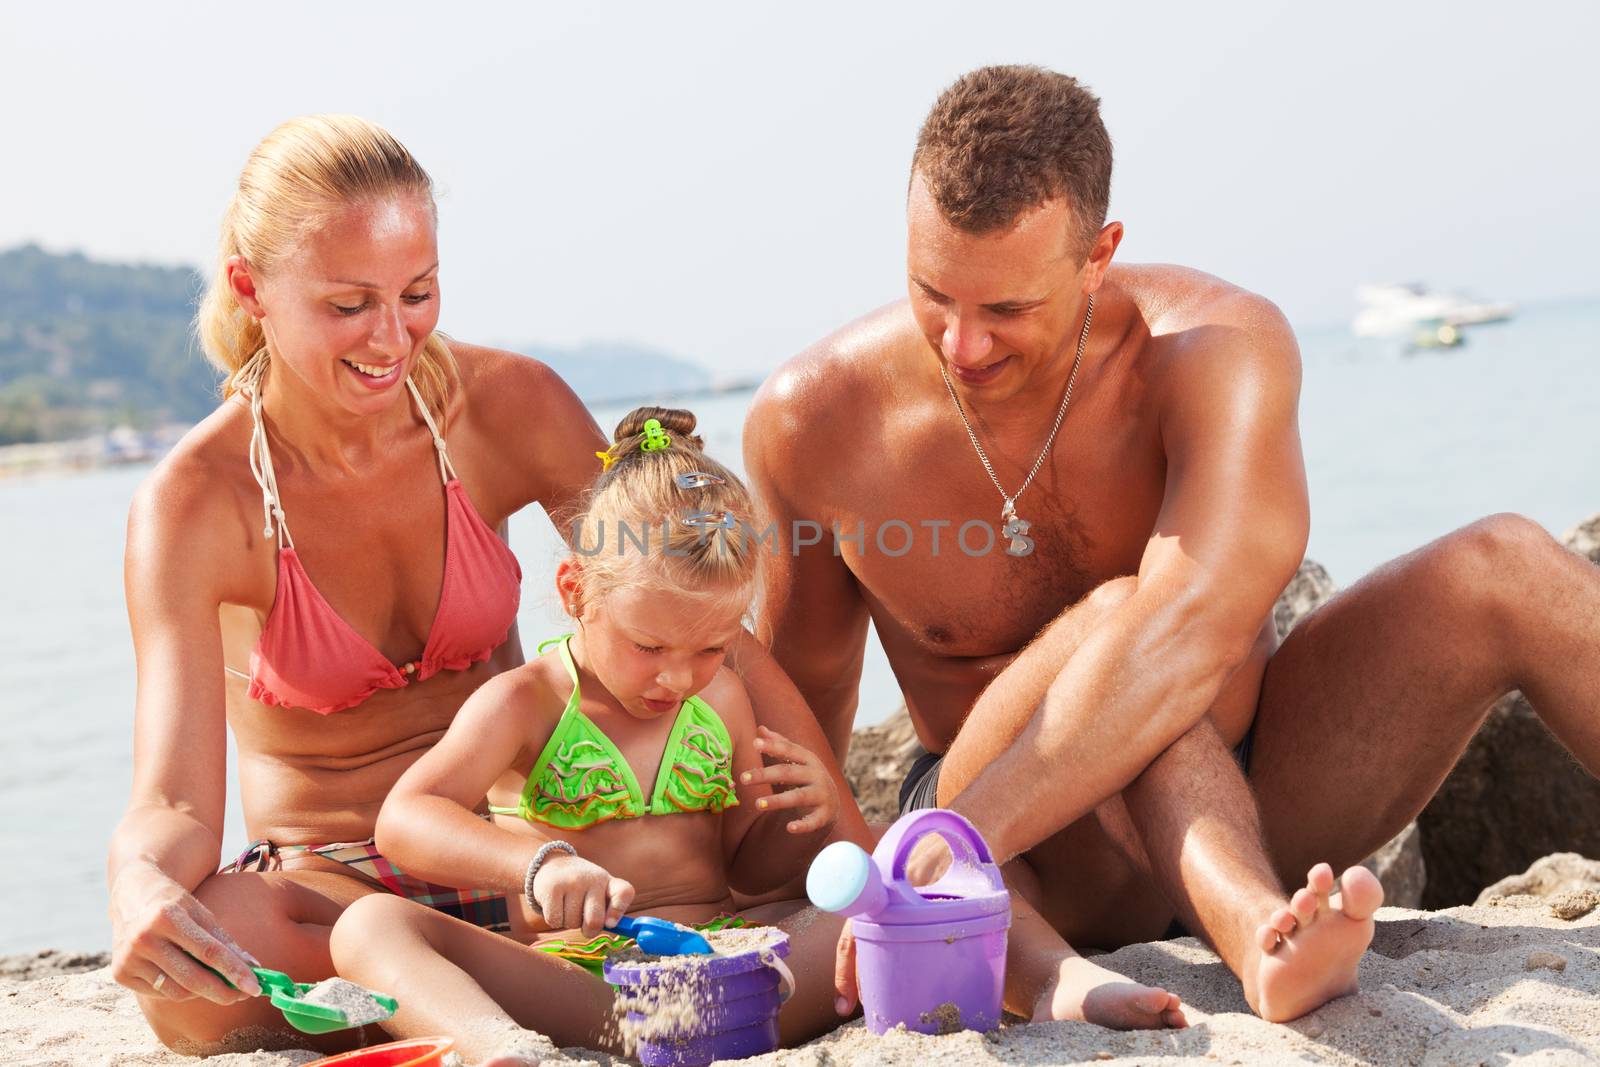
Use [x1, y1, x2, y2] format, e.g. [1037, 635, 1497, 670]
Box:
[2, 298, 1596, 953]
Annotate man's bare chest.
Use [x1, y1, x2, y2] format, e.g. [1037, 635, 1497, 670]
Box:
[832, 431, 1166, 659]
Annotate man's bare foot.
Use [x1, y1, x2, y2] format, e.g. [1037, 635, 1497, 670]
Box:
[1245, 863, 1384, 1023]
[1033, 954, 1187, 1030]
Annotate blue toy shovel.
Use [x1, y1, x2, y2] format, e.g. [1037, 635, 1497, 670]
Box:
[608, 915, 713, 955]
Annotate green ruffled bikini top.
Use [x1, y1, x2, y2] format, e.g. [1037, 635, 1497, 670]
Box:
[487, 634, 740, 829]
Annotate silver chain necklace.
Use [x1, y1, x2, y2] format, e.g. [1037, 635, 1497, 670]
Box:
[939, 293, 1094, 558]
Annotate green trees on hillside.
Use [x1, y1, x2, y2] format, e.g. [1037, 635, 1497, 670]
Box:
[0, 243, 726, 447]
[0, 245, 221, 444]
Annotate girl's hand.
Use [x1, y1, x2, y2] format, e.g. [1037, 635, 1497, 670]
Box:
[109, 858, 261, 1003]
[741, 725, 839, 835]
[532, 852, 635, 937]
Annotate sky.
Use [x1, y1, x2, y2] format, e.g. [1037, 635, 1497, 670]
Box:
[3, 1, 1596, 377]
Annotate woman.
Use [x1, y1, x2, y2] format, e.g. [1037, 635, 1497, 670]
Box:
[109, 114, 861, 1053]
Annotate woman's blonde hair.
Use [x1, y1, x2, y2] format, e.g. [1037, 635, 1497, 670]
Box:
[196, 114, 458, 419]
[571, 407, 763, 621]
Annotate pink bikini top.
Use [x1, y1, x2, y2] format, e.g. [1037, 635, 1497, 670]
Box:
[230, 364, 522, 715]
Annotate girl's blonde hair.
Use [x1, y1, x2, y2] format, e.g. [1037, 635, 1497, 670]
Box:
[572, 406, 763, 620]
[195, 114, 458, 420]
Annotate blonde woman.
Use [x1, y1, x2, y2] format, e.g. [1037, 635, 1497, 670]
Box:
[109, 115, 861, 1054]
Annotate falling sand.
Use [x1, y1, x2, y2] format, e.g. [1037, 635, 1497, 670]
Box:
[610, 926, 786, 1054]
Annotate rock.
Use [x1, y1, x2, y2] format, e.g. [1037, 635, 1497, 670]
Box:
[1550, 890, 1600, 921]
[1562, 512, 1600, 564]
[1413, 515, 1600, 908]
[1523, 950, 1567, 972]
[1476, 853, 1600, 905]
[0, 949, 111, 982]
[843, 705, 921, 823]
[1273, 559, 1338, 639]
[1362, 822, 1426, 910]
[1420, 693, 1600, 908]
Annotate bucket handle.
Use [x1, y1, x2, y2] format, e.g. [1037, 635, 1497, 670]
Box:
[762, 950, 795, 1005]
[883, 809, 1001, 890]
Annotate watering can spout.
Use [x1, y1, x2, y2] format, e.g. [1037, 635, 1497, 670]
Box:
[807, 841, 888, 918]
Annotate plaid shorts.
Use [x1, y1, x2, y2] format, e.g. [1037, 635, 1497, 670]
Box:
[220, 837, 511, 932]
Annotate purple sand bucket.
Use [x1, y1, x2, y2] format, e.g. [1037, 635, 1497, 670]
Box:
[603, 929, 791, 1067]
[807, 809, 1009, 1035]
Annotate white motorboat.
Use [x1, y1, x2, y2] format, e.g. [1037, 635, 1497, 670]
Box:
[1352, 284, 1515, 338]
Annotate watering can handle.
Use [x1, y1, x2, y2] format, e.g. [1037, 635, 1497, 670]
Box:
[883, 809, 1000, 887]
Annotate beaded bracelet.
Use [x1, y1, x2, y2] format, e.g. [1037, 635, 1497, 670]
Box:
[523, 840, 577, 916]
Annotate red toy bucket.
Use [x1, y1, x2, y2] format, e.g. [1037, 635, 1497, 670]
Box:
[307, 1037, 454, 1067]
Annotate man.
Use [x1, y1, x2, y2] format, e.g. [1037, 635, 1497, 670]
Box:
[744, 64, 1600, 1022]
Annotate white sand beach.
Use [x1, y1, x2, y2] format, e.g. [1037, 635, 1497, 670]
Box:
[8, 886, 1600, 1066]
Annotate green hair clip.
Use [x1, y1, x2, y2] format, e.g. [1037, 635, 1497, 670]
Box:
[640, 418, 671, 453]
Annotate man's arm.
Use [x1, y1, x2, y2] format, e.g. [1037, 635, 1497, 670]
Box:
[727, 630, 871, 847]
[948, 301, 1309, 862]
[742, 368, 874, 761]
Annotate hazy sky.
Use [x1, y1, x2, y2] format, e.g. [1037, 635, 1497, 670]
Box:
[4, 2, 1595, 376]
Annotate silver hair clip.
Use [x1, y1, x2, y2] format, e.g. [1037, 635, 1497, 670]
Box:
[682, 509, 737, 529]
[675, 471, 727, 490]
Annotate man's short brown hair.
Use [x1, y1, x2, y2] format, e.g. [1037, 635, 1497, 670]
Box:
[913, 65, 1113, 255]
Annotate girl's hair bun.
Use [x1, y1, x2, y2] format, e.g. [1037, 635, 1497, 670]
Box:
[612, 406, 703, 450]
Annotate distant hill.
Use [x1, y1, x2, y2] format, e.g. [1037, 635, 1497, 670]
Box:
[0, 245, 715, 446]
[504, 341, 713, 406]
[0, 244, 214, 444]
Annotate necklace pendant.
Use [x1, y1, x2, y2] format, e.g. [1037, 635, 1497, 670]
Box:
[1002, 512, 1034, 558]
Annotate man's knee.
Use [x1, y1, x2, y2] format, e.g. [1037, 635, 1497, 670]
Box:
[1085, 575, 1138, 615]
[1000, 854, 1046, 914]
[1441, 513, 1557, 570]
[1023, 577, 1135, 667]
[1425, 513, 1564, 615]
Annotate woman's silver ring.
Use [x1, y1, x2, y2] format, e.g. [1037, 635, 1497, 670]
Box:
[152, 971, 167, 994]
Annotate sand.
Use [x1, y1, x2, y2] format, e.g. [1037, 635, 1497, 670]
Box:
[7, 894, 1599, 1065]
[296, 978, 392, 1027]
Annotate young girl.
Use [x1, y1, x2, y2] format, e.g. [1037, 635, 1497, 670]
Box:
[330, 407, 850, 1063]
[331, 407, 1186, 1064]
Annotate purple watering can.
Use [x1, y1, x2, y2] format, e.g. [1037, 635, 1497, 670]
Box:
[807, 808, 1010, 1034]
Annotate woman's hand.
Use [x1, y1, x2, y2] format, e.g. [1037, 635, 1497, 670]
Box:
[742, 725, 840, 836]
[109, 858, 261, 1004]
[532, 852, 635, 937]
